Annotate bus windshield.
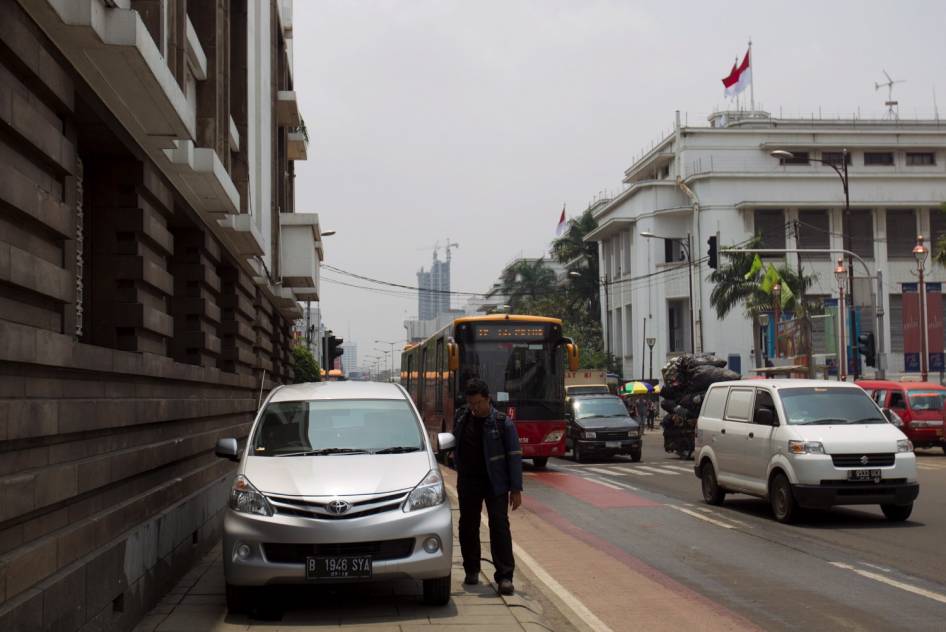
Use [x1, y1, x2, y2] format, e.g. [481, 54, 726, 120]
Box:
[458, 340, 564, 420]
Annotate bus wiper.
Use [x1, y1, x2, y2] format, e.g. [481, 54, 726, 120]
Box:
[275, 448, 369, 457]
[373, 446, 422, 454]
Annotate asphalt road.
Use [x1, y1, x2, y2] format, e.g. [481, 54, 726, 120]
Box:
[525, 431, 946, 631]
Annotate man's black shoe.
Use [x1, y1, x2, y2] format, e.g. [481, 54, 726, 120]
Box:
[463, 572, 480, 585]
[498, 579, 515, 595]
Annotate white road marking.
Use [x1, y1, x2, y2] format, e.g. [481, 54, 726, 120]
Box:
[663, 465, 696, 473]
[861, 562, 894, 573]
[668, 505, 735, 529]
[612, 466, 653, 476]
[637, 466, 680, 475]
[583, 477, 624, 490]
[443, 482, 617, 632]
[829, 562, 946, 605]
[695, 507, 752, 528]
[586, 467, 622, 477]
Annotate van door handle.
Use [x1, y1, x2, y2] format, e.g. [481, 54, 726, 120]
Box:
[748, 432, 755, 439]
[720, 428, 726, 434]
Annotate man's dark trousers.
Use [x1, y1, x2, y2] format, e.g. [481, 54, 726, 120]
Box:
[457, 477, 514, 582]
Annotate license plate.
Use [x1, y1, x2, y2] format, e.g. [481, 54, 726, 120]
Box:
[847, 469, 882, 482]
[605, 441, 622, 448]
[305, 556, 372, 580]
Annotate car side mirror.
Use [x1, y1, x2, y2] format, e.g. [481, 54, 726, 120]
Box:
[215, 437, 240, 462]
[754, 408, 777, 426]
[437, 432, 456, 453]
[882, 408, 903, 427]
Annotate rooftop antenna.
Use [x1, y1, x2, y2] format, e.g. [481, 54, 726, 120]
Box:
[875, 69, 905, 119]
[934, 85, 940, 121]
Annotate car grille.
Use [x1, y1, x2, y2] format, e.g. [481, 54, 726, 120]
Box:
[267, 492, 408, 520]
[596, 431, 630, 441]
[830, 453, 895, 467]
[263, 539, 415, 564]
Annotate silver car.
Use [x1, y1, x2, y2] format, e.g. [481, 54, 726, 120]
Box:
[214, 381, 456, 611]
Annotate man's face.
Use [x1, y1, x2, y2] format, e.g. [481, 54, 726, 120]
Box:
[466, 393, 490, 416]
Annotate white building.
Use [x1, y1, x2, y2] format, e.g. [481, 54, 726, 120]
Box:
[341, 340, 359, 372]
[587, 110, 946, 378]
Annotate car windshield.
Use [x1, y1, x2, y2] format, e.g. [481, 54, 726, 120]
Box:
[573, 398, 629, 420]
[251, 399, 424, 456]
[907, 390, 945, 411]
[780, 387, 887, 425]
[568, 386, 609, 396]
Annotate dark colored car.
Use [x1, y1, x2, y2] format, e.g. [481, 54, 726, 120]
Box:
[565, 394, 642, 463]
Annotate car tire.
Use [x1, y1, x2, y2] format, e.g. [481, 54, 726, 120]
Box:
[532, 457, 548, 469]
[700, 462, 725, 505]
[769, 473, 798, 524]
[630, 447, 642, 463]
[881, 502, 913, 522]
[423, 574, 452, 606]
[225, 583, 254, 614]
[574, 442, 587, 463]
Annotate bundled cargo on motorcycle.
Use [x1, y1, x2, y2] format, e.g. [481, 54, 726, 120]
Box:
[659, 354, 740, 458]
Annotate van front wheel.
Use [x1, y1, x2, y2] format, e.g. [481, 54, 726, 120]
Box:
[881, 503, 913, 522]
[423, 574, 452, 606]
[770, 473, 798, 524]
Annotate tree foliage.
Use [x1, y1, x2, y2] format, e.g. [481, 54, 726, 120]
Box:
[291, 344, 321, 383]
[500, 259, 557, 311]
[934, 203, 946, 267]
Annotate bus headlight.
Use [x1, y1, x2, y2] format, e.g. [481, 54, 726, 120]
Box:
[543, 430, 564, 443]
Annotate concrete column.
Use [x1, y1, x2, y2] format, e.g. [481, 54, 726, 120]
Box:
[218, 262, 258, 375]
[170, 227, 223, 367]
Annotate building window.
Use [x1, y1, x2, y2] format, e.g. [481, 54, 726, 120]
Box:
[842, 209, 874, 260]
[821, 151, 851, 166]
[930, 208, 946, 252]
[754, 209, 786, 250]
[668, 298, 689, 353]
[797, 209, 829, 258]
[664, 238, 686, 263]
[622, 229, 632, 274]
[625, 307, 633, 362]
[886, 209, 917, 258]
[613, 307, 623, 358]
[864, 152, 895, 166]
[778, 151, 810, 165]
[906, 152, 935, 166]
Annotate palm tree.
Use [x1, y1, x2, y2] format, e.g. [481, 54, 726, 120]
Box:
[552, 208, 601, 315]
[500, 259, 557, 311]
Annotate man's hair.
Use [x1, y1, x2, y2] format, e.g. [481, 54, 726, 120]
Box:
[463, 378, 489, 398]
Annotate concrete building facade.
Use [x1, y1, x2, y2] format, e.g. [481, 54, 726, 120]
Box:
[0, 1, 320, 630]
[587, 110, 946, 379]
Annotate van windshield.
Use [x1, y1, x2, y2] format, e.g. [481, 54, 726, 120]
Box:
[251, 399, 424, 456]
[780, 388, 887, 425]
[907, 390, 945, 411]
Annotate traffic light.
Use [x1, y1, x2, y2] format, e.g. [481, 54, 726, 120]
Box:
[857, 332, 876, 367]
[322, 331, 345, 369]
[707, 235, 718, 269]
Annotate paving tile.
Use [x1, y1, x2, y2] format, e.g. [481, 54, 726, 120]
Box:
[155, 605, 250, 631]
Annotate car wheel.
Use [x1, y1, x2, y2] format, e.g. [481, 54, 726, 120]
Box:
[423, 574, 452, 606]
[574, 442, 586, 463]
[532, 457, 548, 469]
[225, 583, 254, 614]
[630, 448, 642, 463]
[769, 473, 798, 524]
[881, 503, 913, 522]
[700, 462, 725, 505]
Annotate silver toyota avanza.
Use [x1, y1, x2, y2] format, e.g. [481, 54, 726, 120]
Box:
[215, 381, 455, 611]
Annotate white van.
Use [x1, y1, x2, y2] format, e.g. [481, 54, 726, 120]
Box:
[693, 380, 919, 523]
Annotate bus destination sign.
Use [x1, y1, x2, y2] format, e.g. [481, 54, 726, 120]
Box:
[474, 323, 548, 341]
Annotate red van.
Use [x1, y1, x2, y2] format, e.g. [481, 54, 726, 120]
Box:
[856, 380, 946, 452]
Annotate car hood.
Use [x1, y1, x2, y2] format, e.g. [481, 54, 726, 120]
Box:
[243, 452, 432, 497]
[574, 415, 638, 430]
[791, 423, 906, 453]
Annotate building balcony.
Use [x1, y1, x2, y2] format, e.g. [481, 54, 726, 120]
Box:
[288, 129, 308, 161]
[279, 213, 323, 299]
[277, 91, 302, 128]
[218, 213, 265, 257]
[165, 140, 240, 215]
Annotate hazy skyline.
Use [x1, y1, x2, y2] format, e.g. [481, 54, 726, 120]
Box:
[292, 0, 946, 366]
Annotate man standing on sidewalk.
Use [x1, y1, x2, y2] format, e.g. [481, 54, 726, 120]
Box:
[453, 378, 523, 596]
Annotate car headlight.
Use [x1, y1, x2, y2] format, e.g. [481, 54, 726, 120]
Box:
[788, 440, 825, 455]
[229, 475, 274, 516]
[403, 469, 445, 512]
[897, 439, 913, 453]
[543, 430, 564, 443]
[582, 431, 597, 439]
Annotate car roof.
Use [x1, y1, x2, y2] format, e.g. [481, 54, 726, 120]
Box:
[707, 379, 865, 390]
[269, 381, 407, 403]
[856, 380, 945, 390]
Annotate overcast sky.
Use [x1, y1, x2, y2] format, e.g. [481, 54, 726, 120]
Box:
[292, 0, 946, 368]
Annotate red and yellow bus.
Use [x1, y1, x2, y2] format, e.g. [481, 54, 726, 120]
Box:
[401, 315, 579, 468]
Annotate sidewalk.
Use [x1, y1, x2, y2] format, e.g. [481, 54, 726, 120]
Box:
[132, 499, 568, 631]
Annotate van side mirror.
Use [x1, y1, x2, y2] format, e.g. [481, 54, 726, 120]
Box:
[215, 438, 240, 462]
[754, 408, 777, 426]
[565, 343, 580, 371]
[437, 432, 456, 453]
[447, 342, 460, 371]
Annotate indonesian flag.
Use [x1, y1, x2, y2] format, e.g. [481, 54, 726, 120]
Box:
[555, 205, 566, 236]
[722, 48, 751, 98]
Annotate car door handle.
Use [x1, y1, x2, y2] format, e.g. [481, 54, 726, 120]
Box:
[748, 432, 755, 439]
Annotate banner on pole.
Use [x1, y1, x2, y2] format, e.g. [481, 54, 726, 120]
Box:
[927, 283, 944, 372]
[902, 283, 921, 372]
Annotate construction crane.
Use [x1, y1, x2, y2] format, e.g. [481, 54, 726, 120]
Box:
[442, 239, 459, 261]
[415, 239, 459, 261]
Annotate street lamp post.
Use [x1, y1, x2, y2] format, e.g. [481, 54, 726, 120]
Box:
[759, 313, 770, 368]
[375, 339, 401, 382]
[914, 235, 930, 382]
[640, 231, 696, 353]
[835, 258, 848, 382]
[646, 337, 656, 381]
[772, 148, 858, 378]
[772, 283, 781, 359]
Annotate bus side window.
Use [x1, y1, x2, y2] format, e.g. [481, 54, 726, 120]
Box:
[406, 355, 413, 394]
[436, 339, 444, 412]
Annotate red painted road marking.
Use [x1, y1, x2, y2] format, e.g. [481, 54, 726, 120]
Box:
[529, 471, 661, 508]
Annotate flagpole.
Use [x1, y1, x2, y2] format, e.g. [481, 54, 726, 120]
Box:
[748, 38, 755, 112]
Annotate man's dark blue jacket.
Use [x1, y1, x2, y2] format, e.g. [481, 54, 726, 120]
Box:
[453, 406, 523, 496]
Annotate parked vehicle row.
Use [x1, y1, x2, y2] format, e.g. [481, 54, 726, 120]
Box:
[857, 380, 946, 452]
